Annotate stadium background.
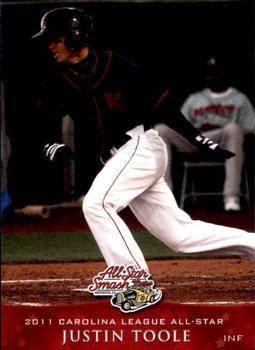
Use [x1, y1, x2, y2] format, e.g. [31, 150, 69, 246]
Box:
[1, 0, 254, 306]
[1, 0, 254, 207]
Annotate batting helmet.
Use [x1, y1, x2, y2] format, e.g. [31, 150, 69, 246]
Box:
[32, 7, 94, 51]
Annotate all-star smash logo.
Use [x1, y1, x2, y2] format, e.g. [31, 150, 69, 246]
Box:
[88, 265, 150, 296]
[88, 265, 162, 313]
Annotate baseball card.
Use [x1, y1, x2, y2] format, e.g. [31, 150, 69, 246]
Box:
[1, 1, 255, 349]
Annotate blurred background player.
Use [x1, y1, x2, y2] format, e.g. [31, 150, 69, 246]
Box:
[155, 55, 255, 212]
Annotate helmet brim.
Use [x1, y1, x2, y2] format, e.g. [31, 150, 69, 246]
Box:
[32, 29, 47, 39]
[31, 28, 60, 42]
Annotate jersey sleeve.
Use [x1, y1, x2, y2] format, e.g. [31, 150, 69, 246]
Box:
[32, 79, 67, 150]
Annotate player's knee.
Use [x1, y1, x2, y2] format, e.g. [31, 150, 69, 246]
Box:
[154, 123, 170, 139]
[82, 194, 91, 217]
[224, 123, 243, 140]
[154, 123, 167, 133]
[82, 193, 102, 219]
[167, 237, 190, 253]
[83, 190, 118, 221]
[170, 242, 185, 253]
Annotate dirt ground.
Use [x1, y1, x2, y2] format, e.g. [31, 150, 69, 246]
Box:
[2, 207, 255, 306]
[2, 259, 255, 305]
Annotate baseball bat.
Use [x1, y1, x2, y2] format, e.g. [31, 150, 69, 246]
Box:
[15, 205, 51, 219]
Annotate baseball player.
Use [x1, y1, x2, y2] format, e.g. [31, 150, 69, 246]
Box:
[32, 7, 255, 273]
[155, 55, 255, 211]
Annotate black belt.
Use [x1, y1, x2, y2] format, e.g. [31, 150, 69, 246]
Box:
[143, 123, 151, 131]
[113, 134, 131, 149]
[114, 124, 152, 149]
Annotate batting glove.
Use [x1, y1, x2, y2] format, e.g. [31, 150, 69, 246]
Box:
[44, 143, 73, 163]
[195, 135, 235, 160]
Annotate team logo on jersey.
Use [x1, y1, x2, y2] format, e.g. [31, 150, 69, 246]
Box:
[87, 265, 162, 313]
[104, 90, 127, 111]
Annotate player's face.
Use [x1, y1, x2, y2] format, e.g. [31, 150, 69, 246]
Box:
[48, 37, 75, 64]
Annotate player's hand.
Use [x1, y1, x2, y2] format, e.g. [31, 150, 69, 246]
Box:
[43, 143, 73, 164]
[195, 135, 235, 160]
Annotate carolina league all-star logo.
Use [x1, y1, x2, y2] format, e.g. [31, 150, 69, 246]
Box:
[87, 265, 162, 313]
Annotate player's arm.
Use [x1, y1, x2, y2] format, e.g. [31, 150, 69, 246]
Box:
[149, 89, 235, 160]
[33, 91, 74, 164]
[128, 65, 234, 160]
[237, 94, 255, 133]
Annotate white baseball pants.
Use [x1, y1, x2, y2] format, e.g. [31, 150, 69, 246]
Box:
[83, 129, 255, 272]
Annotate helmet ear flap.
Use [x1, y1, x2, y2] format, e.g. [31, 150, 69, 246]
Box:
[64, 30, 86, 51]
[65, 15, 94, 51]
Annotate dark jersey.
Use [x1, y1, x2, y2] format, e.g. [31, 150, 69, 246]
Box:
[35, 48, 200, 157]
